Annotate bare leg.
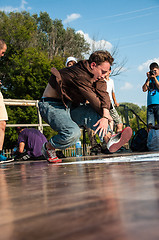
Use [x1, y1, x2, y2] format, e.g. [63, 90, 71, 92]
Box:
[103, 132, 112, 144]
[0, 121, 6, 151]
[116, 123, 123, 133]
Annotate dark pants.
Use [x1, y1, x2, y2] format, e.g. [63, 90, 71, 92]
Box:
[147, 104, 159, 126]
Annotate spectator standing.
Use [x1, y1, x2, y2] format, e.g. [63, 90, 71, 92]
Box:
[65, 57, 77, 67]
[105, 68, 123, 133]
[0, 40, 13, 162]
[142, 62, 159, 127]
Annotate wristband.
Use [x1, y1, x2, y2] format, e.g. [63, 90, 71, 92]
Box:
[102, 116, 109, 120]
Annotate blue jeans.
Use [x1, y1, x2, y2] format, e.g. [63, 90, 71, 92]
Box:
[147, 104, 159, 126]
[38, 100, 110, 149]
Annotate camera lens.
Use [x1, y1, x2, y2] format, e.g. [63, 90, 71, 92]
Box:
[149, 71, 154, 76]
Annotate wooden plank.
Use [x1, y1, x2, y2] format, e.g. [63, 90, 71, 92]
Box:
[1, 154, 159, 239]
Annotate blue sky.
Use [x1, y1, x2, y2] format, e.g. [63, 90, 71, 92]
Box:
[1, 0, 159, 107]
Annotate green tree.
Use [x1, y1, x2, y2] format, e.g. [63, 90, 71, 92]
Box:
[1, 48, 52, 148]
[117, 102, 147, 133]
[32, 12, 90, 59]
[63, 27, 90, 59]
[0, 10, 90, 149]
[1, 47, 51, 99]
[129, 110, 147, 133]
[0, 11, 37, 51]
[118, 102, 141, 119]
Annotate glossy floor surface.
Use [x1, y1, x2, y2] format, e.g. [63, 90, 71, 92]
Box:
[1, 153, 159, 240]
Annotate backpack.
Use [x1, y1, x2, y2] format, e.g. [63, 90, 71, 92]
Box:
[130, 128, 148, 152]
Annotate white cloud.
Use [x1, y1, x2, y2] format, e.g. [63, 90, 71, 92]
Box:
[0, 6, 18, 12]
[0, 0, 31, 12]
[138, 58, 159, 71]
[20, 0, 29, 10]
[76, 30, 113, 53]
[120, 82, 133, 90]
[63, 13, 81, 24]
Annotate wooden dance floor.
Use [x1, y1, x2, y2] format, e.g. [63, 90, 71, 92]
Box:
[1, 152, 159, 240]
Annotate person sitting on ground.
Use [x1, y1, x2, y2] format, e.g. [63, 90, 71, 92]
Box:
[65, 56, 77, 67]
[14, 127, 47, 161]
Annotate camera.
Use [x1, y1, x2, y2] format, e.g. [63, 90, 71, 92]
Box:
[149, 70, 155, 76]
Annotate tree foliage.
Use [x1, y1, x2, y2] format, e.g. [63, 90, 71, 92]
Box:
[32, 12, 90, 59]
[0, 11, 38, 51]
[2, 48, 51, 99]
[117, 102, 147, 133]
[118, 102, 141, 119]
[129, 110, 147, 133]
[0, 10, 90, 148]
[0, 10, 146, 149]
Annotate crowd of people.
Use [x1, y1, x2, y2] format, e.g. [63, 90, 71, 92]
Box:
[1, 39, 159, 164]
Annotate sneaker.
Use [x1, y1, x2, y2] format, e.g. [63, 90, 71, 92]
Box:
[14, 152, 31, 161]
[106, 127, 132, 153]
[0, 154, 14, 164]
[0, 153, 7, 161]
[41, 143, 62, 163]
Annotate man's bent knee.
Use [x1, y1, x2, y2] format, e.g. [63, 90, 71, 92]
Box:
[66, 127, 81, 144]
[50, 126, 81, 149]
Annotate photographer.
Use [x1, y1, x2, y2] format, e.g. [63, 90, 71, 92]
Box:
[142, 62, 159, 127]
